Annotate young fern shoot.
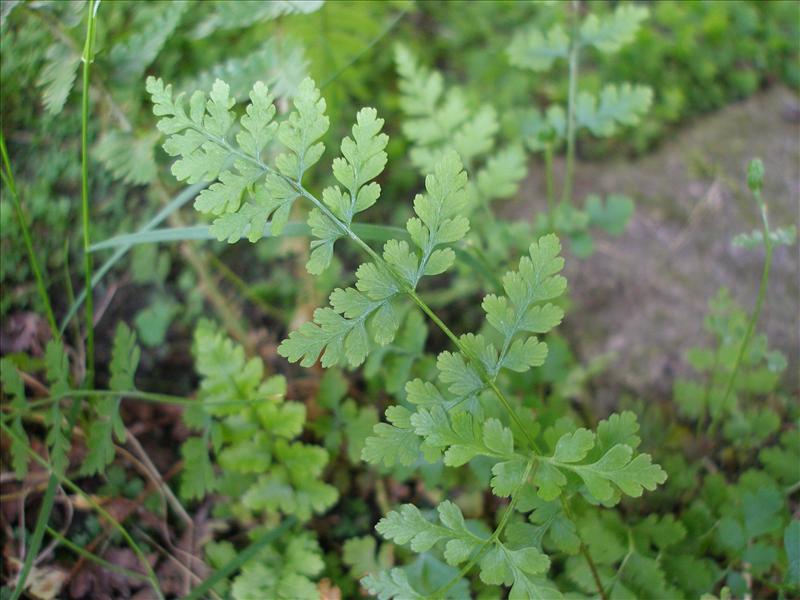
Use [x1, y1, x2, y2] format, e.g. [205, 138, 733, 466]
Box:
[148, 75, 667, 599]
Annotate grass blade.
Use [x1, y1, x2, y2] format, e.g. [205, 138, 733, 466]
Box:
[0, 132, 60, 341]
[181, 516, 296, 600]
[59, 181, 206, 334]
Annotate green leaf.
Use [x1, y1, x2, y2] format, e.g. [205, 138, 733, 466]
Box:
[276, 77, 330, 181]
[579, 5, 649, 53]
[569, 444, 667, 502]
[452, 106, 498, 166]
[553, 428, 595, 463]
[523, 494, 581, 555]
[742, 487, 783, 538]
[242, 441, 338, 520]
[594, 411, 641, 455]
[82, 352, 130, 476]
[395, 44, 469, 165]
[585, 194, 634, 236]
[377, 501, 485, 563]
[230, 532, 324, 600]
[180, 437, 217, 500]
[732, 225, 797, 249]
[192, 0, 323, 38]
[37, 43, 80, 115]
[507, 24, 569, 72]
[1, 359, 29, 478]
[481, 233, 566, 376]
[412, 407, 516, 468]
[308, 107, 388, 274]
[479, 543, 555, 599]
[362, 569, 423, 600]
[404, 150, 470, 285]
[491, 458, 528, 498]
[109, 1, 187, 81]
[95, 131, 158, 186]
[476, 145, 527, 203]
[343, 536, 391, 579]
[362, 406, 421, 467]
[110, 323, 140, 393]
[576, 84, 653, 137]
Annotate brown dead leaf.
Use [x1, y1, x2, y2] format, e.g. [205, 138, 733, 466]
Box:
[0, 312, 49, 355]
[318, 578, 342, 600]
[25, 565, 67, 600]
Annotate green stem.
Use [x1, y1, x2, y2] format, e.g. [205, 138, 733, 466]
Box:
[0, 133, 60, 340]
[432, 459, 538, 598]
[2, 417, 164, 600]
[80, 0, 98, 387]
[206, 252, 287, 321]
[10, 478, 58, 600]
[544, 143, 556, 230]
[709, 188, 774, 437]
[10, 398, 82, 600]
[561, 498, 608, 600]
[13, 388, 255, 411]
[561, 0, 581, 206]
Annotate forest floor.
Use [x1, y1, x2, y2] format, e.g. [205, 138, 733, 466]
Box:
[507, 85, 800, 405]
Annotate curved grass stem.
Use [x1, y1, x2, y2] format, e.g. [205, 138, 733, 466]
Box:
[0, 134, 60, 341]
[80, 0, 99, 387]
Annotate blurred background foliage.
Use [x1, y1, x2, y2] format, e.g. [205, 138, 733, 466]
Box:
[1, 0, 797, 326]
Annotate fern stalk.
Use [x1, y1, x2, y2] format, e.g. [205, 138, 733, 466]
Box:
[545, 143, 556, 229]
[560, 496, 609, 600]
[0, 133, 60, 341]
[432, 458, 538, 598]
[711, 172, 774, 436]
[561, 0, 582, 206]
[80, 0, 99, 386]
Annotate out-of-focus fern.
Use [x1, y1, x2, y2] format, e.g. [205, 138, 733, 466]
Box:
[180, 320, 337, 598]
[508, 4, 652, 142]
[507, 3, 650, 253]
[108, 0, 187, 82]
[81, 324, 139, 475]
[190, 0, 323, 39]
[0, 323, 140, 479]
[180, 320, 338, 520]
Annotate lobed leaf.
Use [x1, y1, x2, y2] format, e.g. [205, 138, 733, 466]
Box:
[507, 25, 569, 72]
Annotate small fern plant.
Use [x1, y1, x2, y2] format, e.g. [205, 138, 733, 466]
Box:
[148, 74, 667, 598]
[183, 320, 335, 599]
[508, 2, 652, 255]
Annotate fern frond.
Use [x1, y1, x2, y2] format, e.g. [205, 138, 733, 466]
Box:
[82, 324, 138, 475]
[0, 359, 29, 478]
[579, 5, 648, 53]
[37, 43, 80, 115]
[507, 24, 569, 72]
[95, 131, 158, 186]
[575, 83, 653, 137]
[191, 0, 323, 39]
[109, 1, 187, 81]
